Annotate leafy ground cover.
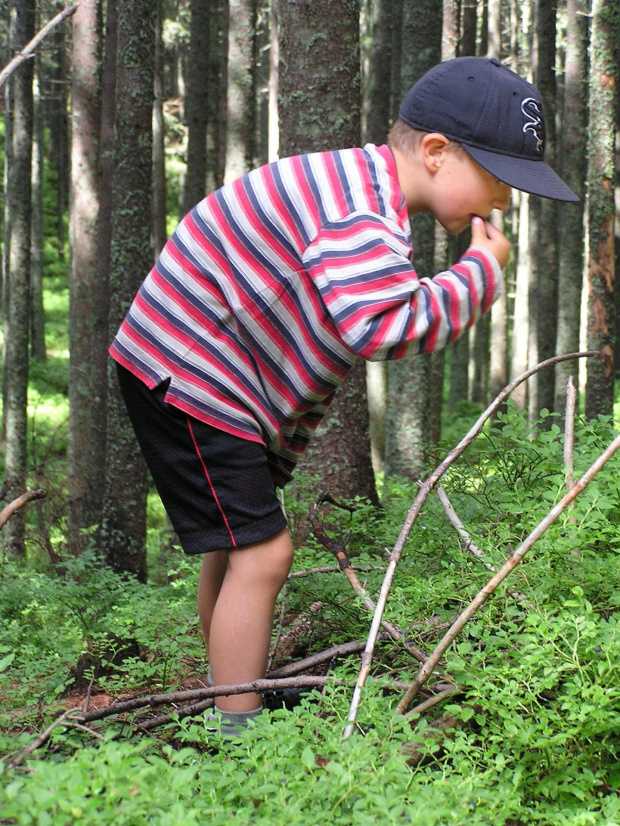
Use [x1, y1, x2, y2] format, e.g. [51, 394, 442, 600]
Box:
[2, 260, 620, 824]
[2, 406, 620, 825]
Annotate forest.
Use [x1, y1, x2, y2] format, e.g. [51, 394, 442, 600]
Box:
[0, 0, 619, 823]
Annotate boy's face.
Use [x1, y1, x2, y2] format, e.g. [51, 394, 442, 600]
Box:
[427, 146, 512, 235]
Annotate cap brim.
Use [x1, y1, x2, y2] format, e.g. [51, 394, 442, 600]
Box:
[462, 145, 580, 203]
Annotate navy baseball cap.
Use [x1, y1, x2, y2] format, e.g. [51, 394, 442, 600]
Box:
[399, 57, 579, 202]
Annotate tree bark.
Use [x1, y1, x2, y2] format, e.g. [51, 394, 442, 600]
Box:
[49, 23, 69, 260]
[585, 0, 618, 419]
[225, 0, 257, 182]
[385, 0, 441, 484]
[152, 0, 167, 257]
[278, 0, 377, 505]
[99, 0, 156, 580]
[364, 0, 393, 145]
[554, 0, 588, 415]
[30, 50, 46, 361]
[85, 0, 117, 534]
[182, 0, 211, 212]
[2, 0, 35, 556]
[529, 0, 558, 419]
[67, 0, 101, 555]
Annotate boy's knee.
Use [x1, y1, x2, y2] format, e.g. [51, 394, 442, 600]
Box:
[229, 529, 293, 589]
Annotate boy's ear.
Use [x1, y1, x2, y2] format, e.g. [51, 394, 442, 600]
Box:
[420, 133, 452, 173]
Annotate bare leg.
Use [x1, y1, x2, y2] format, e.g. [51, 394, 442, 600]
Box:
[197, 550, 228, 657]
[207, 528, 293, 712]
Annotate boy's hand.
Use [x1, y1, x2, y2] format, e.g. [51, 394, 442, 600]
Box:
[469, 215, 511, 269]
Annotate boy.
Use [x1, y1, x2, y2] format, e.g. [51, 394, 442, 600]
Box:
[110, 57, 577, 731]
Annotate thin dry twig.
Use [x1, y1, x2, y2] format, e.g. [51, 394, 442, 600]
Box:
[406, 685, 460, 716]
[395, 430, 620, 714]
[288, 564, 385, 578]
[564, 376, 576, 491]
[268, 633, 390, 678]
[64, 721, 106, 741]
[0, 5, 79, 89]
[5, 709, 81, 767]
[135, 698, 216, 731]
[435, 485, 527, 601]
[343, 350, 597, 739]
[310, 493, 426, 663]
[0, 488, 47, 530]
[435, 485, 495, 572]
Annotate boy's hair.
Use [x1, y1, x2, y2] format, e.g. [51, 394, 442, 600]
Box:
[387, 118, 463, 158]
[387, 119, 427, 157]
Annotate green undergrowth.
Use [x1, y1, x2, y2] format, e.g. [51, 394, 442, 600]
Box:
[1, 411, 620, 824]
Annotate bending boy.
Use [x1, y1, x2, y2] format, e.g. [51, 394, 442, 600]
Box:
[110, 57, 577, 729]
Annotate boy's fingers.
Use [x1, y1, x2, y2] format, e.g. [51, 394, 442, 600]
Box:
[469, 216, 511, 269]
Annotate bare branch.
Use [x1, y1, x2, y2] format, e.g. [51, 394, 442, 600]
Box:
[564, 376, 576, 490]
[268, 633, 390, 678]
[0, 488, 47, 530]
[288, 564, 384, 577]
[5, 709, 81, 767]
[310, 493, 426, 662]
[395, 430, 620, 714]
[0, 5, 79, 89]
[406, 685, 459, 716]
[436, 485, 495, 572]
[343, 350, 597, 739]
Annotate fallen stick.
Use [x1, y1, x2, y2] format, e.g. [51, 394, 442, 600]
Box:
[435, 485, 495, 572]
[80, 675, 337, 723]
[268, 633, 389, 678]
[395, 430, 620, 714]
[0, 488, 47, 530]
[310, 493, 426, 663]
[0, 5, 79, 89]
[343, 351, 597, 739]
[5, 709, 81, 767]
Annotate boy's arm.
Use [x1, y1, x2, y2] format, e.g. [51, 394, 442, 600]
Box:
[303, 212, 504, 361]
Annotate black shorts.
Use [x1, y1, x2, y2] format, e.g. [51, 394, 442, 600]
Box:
[116, 363, 287, 555]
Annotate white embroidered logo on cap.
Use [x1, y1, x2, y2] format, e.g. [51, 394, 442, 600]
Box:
[521, 98, 544, 153]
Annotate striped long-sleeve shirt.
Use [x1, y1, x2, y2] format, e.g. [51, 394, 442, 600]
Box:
[110, 143, 503, 484]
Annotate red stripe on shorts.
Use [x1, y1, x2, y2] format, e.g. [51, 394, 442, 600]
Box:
[186, 418, 237, 548]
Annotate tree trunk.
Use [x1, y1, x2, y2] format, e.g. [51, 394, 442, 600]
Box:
[30, 51, 46, 362]
[182, 0, 211, 212]
[278, 0, 377, 505]
[67, 0, 102, 555]
[85, 0, 117, 534]
[530, 0, 558, 419]
[278, 0, 360, 154]
[554, 0, 588, 415]
[384, 0, 441, 484]
[2, 0, 35, 557]
[585, 0, 618, 419]
[216, 0, 230, 188]
[49, 23, 69, 260]
[152, 0, 167, 257]
[100, 0, 156, 580]
[225, 0, 257, 182]
[489, 0, 513, 405]
[364, 0, 393, 145]
[267, 0, 278, 162]
[489, 212, 508, 400]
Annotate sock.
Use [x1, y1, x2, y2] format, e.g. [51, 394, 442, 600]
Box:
[213, 704, 263, 727]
